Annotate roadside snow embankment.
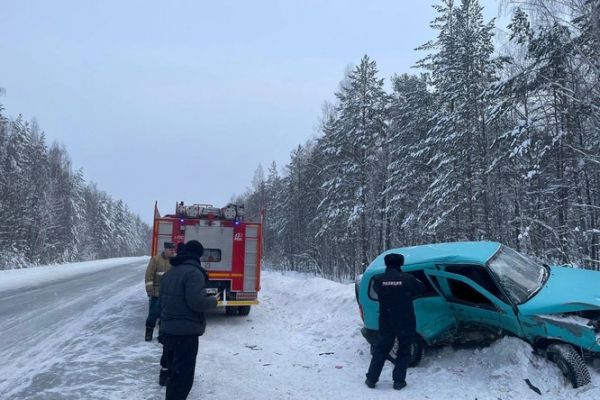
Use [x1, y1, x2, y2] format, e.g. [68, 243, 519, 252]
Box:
[0, 256, 149, 293]
[219, 270, 600, 400]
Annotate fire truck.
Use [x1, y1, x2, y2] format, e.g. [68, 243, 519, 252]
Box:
[151, 201, 262, 316]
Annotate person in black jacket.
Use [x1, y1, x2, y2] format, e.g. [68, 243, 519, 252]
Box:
[159, 240, 218, 400]
[365, 253, 425, 390]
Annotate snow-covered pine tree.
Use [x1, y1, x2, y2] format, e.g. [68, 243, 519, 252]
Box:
[263, 161, 286, 264]
[416, 0, 500, 241]
[316, 55, 388, 275]
[284, 143, 324, 273]
[386, 73, 435, 246]
[1, 116, 34, 264]
[493, 2, 600, 267]
[24, 121, 51, 263]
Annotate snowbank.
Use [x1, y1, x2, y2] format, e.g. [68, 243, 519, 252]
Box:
[0, 256, 149, 293]
[245, 270, 600, 400]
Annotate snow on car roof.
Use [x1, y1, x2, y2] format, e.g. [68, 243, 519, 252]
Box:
[367, 241, 502, 272]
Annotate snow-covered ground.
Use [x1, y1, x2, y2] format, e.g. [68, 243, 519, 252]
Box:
[1, 259, 599, 400]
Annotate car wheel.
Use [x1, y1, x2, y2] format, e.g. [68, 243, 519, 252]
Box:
[547, 343, 591, 388]
[238, 306, 251, 316]
[225, 306, 238, 316]
[408, 337, 425, 367]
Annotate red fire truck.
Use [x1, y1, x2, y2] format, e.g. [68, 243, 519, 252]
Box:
[151, 201, 262, 316]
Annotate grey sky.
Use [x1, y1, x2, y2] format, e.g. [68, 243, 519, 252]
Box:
[0, 0, 502, 224]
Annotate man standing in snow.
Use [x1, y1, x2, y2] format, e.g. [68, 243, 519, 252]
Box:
[145, 242, 175, 341]
[159, 240, 218, 400]
[365, 253, 425, 390]
[157, 241, 186, 386]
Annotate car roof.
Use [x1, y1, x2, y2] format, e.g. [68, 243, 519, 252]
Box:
[366, 241, 502, 273]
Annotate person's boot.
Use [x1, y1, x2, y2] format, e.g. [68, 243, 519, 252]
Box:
[145, 326, 153, 342]
[393, 381, 407, 390]
[159, 368, 169, 386]
[365, 378, 376, 389]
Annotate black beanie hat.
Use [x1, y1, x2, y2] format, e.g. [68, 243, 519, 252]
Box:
[184, 240, 204, 258]
[384, 253, 404, 269]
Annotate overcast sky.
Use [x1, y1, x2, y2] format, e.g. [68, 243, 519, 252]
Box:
[0, 0, 503, 224]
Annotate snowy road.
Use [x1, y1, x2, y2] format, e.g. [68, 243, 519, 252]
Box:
[1, 259, 599, 400]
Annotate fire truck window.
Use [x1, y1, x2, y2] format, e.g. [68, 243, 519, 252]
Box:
[200, 249, 221, 263]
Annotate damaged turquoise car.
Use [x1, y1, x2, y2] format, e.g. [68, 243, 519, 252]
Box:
[355, 242, 600, 388]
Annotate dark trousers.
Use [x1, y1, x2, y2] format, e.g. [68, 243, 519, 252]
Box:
[163, 334, 199, 400]
[146, 296, 160, 328]
[366, 329, 414, 384]
[160, 344, 172, 369]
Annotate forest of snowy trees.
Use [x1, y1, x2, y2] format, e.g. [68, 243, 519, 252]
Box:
[0, 101, 150, 269]
[240, 0, 600, 279]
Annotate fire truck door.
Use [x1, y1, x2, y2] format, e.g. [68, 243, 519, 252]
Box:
[243, 225, 260, 291]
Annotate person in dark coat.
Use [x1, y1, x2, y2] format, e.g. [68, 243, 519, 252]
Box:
[158, 241, 186, 386]
[365, 253, 425, 390]
[159, 240, 218, 400]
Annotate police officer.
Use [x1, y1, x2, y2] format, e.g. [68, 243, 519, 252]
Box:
[365, 253, 425, 390]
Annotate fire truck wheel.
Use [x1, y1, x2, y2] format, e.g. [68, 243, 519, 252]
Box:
[238, 306, 251, 316]
[225, 306, 238, 316]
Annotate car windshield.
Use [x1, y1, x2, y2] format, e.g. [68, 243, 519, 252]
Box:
[487, 245, 548, 304]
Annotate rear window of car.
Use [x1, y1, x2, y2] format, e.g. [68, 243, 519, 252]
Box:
[368, 269, 438, 301]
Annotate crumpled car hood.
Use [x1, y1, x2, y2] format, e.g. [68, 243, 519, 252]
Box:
[519, 266, 600, 315]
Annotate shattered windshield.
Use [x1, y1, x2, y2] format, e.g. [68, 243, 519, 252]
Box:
[487, 246, 548, 304]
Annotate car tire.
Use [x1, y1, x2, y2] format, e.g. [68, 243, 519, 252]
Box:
[238, 306, 251, 316]
[408, 337, 425, 367]
[225, 306, 238, 316]
[547, 343, 591, 388]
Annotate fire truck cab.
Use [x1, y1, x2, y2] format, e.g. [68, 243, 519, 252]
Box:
[151, 201, 262, 316]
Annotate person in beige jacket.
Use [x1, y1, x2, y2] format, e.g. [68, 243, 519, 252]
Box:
[145, 242, 175, 341]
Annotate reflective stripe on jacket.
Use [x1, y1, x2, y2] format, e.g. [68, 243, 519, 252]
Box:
[145, 254, 171, 297]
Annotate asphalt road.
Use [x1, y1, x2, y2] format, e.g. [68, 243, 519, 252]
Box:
[0, 260, 152, 400]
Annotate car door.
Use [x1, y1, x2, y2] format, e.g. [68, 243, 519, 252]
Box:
[424, 269, 522, 336]
[367, 270, 457, 344]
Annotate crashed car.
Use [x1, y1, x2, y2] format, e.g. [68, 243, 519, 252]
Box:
[355, 241, 600, 388]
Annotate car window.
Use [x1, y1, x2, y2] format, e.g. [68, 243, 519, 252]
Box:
[446, 278, 495, 308]
[368, 270, 439, 301]
[487, 245, 548, 304]
[406, 270, 438, 298]
[444, 265, 508, 302]
[368, 278, 379, 300]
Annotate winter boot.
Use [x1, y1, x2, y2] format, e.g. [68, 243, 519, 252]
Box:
[393, 381, 407, 390]
[365, 378, 376, 389]
[145, 326, 153, 342]
[159, 368, 169, 386]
